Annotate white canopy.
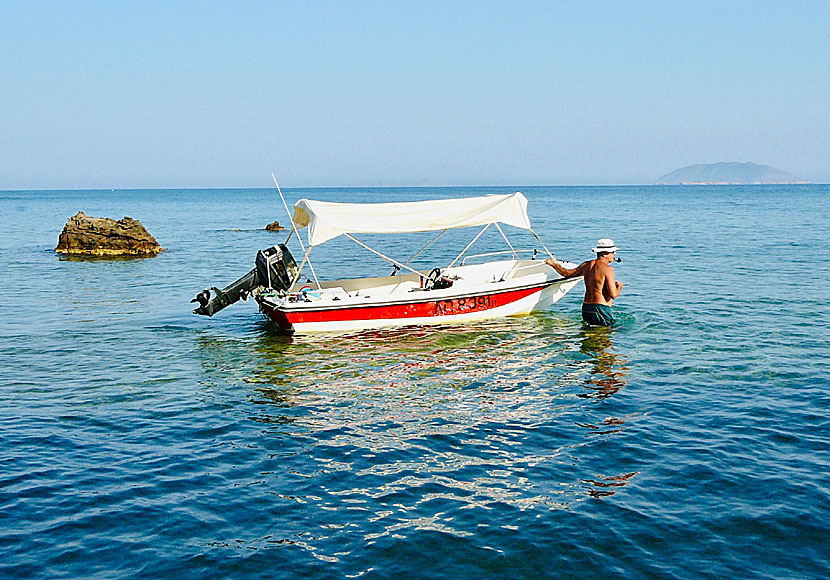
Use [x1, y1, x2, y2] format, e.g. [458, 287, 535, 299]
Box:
[292, 192, 531, 246]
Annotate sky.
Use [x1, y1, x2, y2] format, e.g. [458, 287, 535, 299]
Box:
[1, 1, 828, 189]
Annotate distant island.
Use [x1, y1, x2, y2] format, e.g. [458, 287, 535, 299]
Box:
[656, 162, 807, 185]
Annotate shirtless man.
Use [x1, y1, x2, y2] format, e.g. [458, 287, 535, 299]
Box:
[545, 239, 623, 326]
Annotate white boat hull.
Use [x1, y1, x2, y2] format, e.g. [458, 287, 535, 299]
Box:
[257, 259, 581, 333]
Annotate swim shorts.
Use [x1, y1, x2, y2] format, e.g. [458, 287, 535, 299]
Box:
[582, 303, 615, 327]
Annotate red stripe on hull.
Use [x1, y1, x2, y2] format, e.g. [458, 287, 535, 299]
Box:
[259, 284, 548, 330]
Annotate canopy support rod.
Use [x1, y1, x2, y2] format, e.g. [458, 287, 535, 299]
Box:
[343, 234, 427, 279]
[401, 229, 447, 268]
[529, 228, 556, 262]
[448, 224, 491, 268]
[494, 223, 517, 258]
[294, 246, 311, 284]
[272, 173, 321, 289]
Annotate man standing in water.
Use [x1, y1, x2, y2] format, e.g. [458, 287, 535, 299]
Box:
[545, 239, 623, 326]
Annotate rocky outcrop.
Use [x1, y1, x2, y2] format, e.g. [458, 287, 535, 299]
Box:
[265, 220, 285, 231]
[55, 211, 163, 256]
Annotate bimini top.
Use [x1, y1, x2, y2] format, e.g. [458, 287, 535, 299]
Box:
[292, 192, 531, 246]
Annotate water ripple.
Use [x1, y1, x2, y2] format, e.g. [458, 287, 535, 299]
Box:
[3, 186, 829, 579]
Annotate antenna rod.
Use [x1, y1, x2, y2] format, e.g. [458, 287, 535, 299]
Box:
[271, 173, 321, 289]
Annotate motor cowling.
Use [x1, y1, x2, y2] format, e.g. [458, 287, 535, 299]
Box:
[192, 244, 298, 316]
[255, 244, 299, 293]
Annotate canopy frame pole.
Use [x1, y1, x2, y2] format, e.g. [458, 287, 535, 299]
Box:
[344, 234, 427, 279]
[293, 247, 311, 284]
[305, 251, 322, 290]
[401, 229, 448, 268]
[494, 223, 518, 258]
[272, 173, 321, 289]
[529, 228, 556, 262]
[447, 224, 491, 268]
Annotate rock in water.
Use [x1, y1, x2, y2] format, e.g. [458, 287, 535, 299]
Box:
[265, 220, 285, 231]
[55, 211, 163, 256]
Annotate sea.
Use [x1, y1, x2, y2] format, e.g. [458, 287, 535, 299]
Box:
[1, 185, 828, 579]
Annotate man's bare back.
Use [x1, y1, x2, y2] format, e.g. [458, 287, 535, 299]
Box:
[544, 239, 623, 310]
[580, 258, 621, 306]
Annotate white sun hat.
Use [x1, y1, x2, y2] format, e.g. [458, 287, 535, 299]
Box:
[592, 238, 619, 253]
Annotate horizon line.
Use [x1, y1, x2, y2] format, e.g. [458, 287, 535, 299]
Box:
[1, 182, 823, 192]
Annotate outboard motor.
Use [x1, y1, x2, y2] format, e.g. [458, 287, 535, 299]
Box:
[255, 244, 299, 292]
[191, 244, 299, 316]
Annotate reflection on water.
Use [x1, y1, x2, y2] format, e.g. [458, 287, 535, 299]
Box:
[573, 325, 637, 497]
[578, 325, 629, 400]
[582, 471, 639, 498]
[56, 253, 159, 262]
[194, 314, 640, 548]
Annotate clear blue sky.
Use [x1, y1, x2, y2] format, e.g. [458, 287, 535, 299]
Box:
[2, 1, 828, 188]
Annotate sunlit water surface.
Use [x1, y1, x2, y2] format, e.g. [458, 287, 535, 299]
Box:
[1, 186, 828, 579]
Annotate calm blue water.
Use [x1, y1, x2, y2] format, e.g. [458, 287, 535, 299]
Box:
[1, 185, 828, 579]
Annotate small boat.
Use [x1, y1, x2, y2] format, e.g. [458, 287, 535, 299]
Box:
[191, 192, 581, 333]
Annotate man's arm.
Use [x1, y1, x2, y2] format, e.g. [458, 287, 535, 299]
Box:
[604, 266, 623, 299]
[545, 258, 586, 278]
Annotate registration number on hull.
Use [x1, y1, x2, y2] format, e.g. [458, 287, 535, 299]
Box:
[433, 295, 493, 316]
